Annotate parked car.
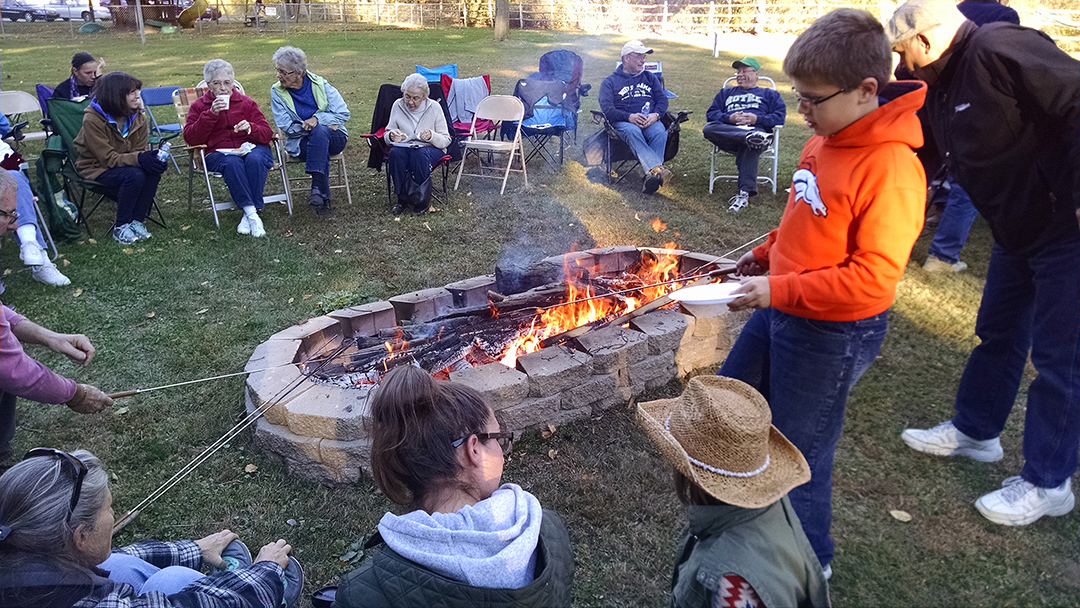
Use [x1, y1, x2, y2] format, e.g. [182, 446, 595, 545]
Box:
[1, 0, 60, 21]
[31, 0, 110, 21]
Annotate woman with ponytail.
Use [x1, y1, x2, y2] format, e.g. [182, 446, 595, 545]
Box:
[333, 366, 575, 608]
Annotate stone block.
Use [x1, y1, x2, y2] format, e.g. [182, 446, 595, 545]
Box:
[445, 274, 496, 309]
[640, 246, 688, 259]
[329, 306, 381, 338]
[285, 457, 360, 486]
[245, 388, 288, 429]
[247, 366, 312, 426]
[246, 338, 302, 373]
[450, 363, 529, 410]
[516, 344, 593, 398]
[296, 316, 345, 356]
[494, 393, 562, 431]
[541, 251, 594, 282]
[283, 385, 371, 441]
[545, 405, 594, 427]
[574, 324, 649, 374]
[561, 373, 620, 411]
[319, 437, 372, 475]
[254, 418, 322, 465]
[678, 253, 736, 277]
[629, 351, 677, 387]
[390, 288, 454, 324]
[586, 245, 641, 275]
[354, 301, 397, 335]
[630, 308, 690, 355]
[645, 364, 680, 390]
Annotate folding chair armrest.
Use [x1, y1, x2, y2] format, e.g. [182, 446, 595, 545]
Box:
[7, 121, 29, 142]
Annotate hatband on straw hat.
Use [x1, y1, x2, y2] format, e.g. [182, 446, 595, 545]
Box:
[637, 375, 809, 509]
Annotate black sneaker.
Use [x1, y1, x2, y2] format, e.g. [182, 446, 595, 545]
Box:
[642, 173, 662, 195]
[391, 204, 405, 216]
[745, 130, 772, 151]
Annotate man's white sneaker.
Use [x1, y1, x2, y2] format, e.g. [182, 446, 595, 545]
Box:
[900, 420, 1003, 462]
[19, 242, 46, 266]
[923, 256, 968, 273]
[31, 261, 71, 286]
[975, 477, 1075, 526]
[728, 190, 750, 211]
[237, 215, 251, 235]
[248, 214, 266, 238]
[822, 565, 832, 580]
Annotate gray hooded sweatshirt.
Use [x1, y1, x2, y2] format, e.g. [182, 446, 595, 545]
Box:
[377, 483, 543, 589]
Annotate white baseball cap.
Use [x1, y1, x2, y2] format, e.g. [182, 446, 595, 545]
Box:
[621, 40, 653, 57]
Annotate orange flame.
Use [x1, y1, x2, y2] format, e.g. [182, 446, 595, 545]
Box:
[650, 217, 667, 232]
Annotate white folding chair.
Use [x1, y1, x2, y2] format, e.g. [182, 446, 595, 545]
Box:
[708, 76, 782, 195]
[454, 95, 528, 195]
[0, 90, 49, 149]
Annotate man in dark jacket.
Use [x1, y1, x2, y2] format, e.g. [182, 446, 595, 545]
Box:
[598, 40, 671, 194]
[888, 0, 1079, 526]
[702, 56, 786, 211]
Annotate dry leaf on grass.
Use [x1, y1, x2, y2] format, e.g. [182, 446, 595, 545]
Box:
[181, 225, 191, 231]
[890, 510, 912, 522]
[547, 449, 558, 460]
[288, 297, 294, 303]
[62, 259, 70, 266]
[244, 463, 258, 473]
[195, 308, 209, 315]
[146, 312, 155, 318]
[302, 294, 311, 300]
[73, 288, 83, 297]
[114, 407, 129, 415]
[541, 424, 556, 439]
[122, 248, 133, 254]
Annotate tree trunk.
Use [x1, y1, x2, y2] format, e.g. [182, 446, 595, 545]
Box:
[494, 0, 509, 40]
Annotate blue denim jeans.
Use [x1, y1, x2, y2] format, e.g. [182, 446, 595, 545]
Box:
[296, 124, 347, 198]
[952, 236, 1080, 488]
[928, 178, 979, 264]
[387, 145, 445, 195]
[611, 120, 666, 173]
[99, 552, 204, 595]
[718, 308, 889, 567]
[94, 166, 162, 226]
[204, 145, 275, 210]
[702, 121, 764, 195]
[12, 171, 46, 249]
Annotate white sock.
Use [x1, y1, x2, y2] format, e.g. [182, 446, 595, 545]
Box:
[243, 206, 259, 218]
[16, 224, 38, 246]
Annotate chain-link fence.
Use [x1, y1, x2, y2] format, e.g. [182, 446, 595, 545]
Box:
[0, 0, 1075, 53]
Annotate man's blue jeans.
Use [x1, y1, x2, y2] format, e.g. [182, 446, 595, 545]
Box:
[952, 235, 1080, 488]
[297, 124, 347, 198]
[204, 145, 275, 210]
[611, 120, 666, 173]
[928, 178, 979, 264]
[702, 121, 764, 195]
[718, 308, 889, 567]
[12, 170, 46, 248]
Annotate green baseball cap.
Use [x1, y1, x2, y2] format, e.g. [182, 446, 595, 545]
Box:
[732, 57, 761, 71]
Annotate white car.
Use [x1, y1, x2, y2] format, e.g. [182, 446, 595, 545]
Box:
[30, 0, 110, 21]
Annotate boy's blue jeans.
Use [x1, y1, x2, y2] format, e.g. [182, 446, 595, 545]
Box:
[952, 236, 1080, 488]
[611, 120, 666, 173]
[718, 308, 889, 567]
[928, 178, 979, 264]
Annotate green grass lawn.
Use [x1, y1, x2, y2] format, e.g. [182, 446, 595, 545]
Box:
[2, 26, 1077, 608]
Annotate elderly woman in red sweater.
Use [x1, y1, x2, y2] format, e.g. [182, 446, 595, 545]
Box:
[183, 59, 275, 237]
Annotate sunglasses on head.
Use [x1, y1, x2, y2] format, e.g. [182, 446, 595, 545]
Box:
[24, 448, 88, 523]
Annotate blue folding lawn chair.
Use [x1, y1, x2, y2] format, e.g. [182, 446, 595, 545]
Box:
[140, 85, 184, 173]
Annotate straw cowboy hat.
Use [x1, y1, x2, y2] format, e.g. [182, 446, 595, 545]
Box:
[637, 375, 809, 509]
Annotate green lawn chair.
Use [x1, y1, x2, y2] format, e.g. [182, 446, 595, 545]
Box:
[44, 97, 166, 237]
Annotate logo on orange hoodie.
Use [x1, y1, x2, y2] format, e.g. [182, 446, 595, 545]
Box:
[792, 159, 827, 217]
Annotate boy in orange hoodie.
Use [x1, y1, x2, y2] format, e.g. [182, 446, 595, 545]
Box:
[717, 9, 926, 577]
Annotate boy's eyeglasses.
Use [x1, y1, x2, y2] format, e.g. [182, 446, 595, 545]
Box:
[792, 87, 847, 108]
[23, 448, 88, 523]
[0, 209, 19, 222]
[451, 431, 516, 456]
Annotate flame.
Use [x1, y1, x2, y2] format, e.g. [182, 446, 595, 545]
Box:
[498, 247, 685, 368]
[650, 217, 667, 232]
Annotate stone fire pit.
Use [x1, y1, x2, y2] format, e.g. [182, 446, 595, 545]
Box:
[245, 246, 750, 485]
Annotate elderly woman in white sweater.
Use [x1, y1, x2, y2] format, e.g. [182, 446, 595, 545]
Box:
[385, 73, 451, 216]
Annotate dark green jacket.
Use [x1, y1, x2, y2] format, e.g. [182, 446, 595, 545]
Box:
[670, 497, 830, 608]
[334, 509, 574, 608]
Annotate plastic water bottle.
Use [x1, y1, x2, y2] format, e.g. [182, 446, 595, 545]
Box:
[156, 141, 171, 163]
[641, 101, 651, 115]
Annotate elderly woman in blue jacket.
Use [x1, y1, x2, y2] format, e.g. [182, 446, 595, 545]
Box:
[269, 45, 349, 216]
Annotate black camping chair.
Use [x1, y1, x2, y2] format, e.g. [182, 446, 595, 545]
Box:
[584, 109, 691, 185]
[502, 78, 573, 170]
[361, 83, 457, 208]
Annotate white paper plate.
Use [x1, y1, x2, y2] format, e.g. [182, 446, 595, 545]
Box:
[669, 282, 745, 305]
[217, 148, 248, 156]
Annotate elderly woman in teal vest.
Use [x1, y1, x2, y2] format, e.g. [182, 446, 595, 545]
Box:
[270, 45, 349, 216]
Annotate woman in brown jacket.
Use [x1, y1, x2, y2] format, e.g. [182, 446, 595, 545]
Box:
[73, 72, 167, 245]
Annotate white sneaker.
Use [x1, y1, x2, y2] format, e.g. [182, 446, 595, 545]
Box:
[31, 261, 71, 286]
[822, 564, 832, 580]
[237, 215, 251, 235]
[900, 420, 1003, 462]
[19, 242, 46, 266]
[924, 256, 968, 273]
[728, 190, 750, 211]
[975, 477, 1075, 526]
[248, 214, 265, 238]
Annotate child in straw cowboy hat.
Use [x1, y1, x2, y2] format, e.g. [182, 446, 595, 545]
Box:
[638, 376, 830, 608]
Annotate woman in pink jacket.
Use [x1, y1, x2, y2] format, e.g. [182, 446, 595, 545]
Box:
[183, 59, 276, 238]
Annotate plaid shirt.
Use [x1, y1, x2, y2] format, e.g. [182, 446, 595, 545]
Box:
[3, 540, 284, 608]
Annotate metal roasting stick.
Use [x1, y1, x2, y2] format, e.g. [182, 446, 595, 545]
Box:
[107, 366, 292, 399]
[112, 335, 350, 533]
[538, 266, 739, 313]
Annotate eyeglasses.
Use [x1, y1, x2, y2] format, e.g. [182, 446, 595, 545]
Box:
[276, 68, 298, 77]
[451, 431, 516, 456]
[792, 87, 847, 108]
[0, 209, 19, 222]
[403, 93, 425, 103]
[23, 448, 88, 523]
